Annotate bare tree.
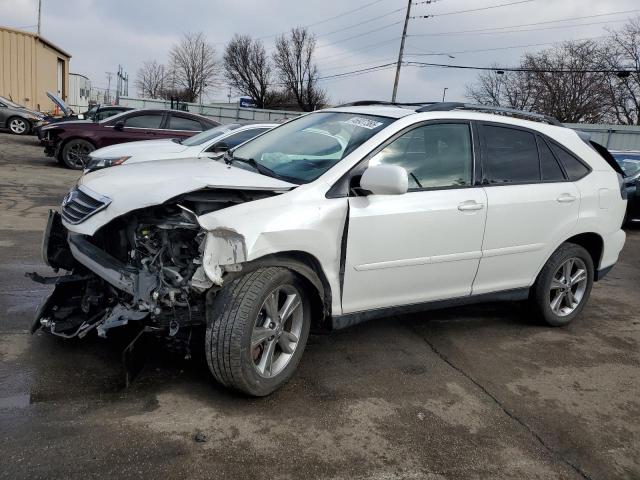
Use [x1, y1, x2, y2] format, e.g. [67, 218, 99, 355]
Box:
[134, 60, 168, 99]
[223, 35, 272, 108]
[273, 27, 327, 111]
[602, 17, 640, 125]
[521, 41, 608, 123]
[169, 32, 219, 103]
[466, 41, 609, 122]
[465, 66, 534, 109]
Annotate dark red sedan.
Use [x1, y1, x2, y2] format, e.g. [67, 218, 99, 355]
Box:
[41, 109, 220, 169]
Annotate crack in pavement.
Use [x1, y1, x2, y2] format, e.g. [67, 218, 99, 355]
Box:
[409, 326, 593, 480]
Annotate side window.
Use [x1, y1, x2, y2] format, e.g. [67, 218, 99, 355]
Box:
[369, 123, 473, 189]
[482, 125, 539, 184]
[124, 114, 164, 129]
[537, 136, 566, 181]
[209, 128, 269, 151]
[550, 143, 590, 181]
[169, 115, 203, 131]
[97, 110, 118, 121]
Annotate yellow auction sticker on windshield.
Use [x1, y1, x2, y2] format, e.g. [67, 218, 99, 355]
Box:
[342, 117, 384, 130]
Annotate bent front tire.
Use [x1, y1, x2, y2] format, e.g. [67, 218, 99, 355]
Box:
[205, 267, 311, 396]
[530, 243, 594, 327]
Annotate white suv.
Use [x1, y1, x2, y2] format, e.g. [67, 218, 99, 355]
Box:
[33, 102, 627, 396]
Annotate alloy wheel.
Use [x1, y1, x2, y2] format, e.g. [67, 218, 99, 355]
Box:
[549, 257, 588, 317]
[251, 284, 304, 378]
[9, 118, 27, 134]
[66, 141, 93, 169]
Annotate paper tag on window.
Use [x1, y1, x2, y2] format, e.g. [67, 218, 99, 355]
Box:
[342, 117, 384, 130]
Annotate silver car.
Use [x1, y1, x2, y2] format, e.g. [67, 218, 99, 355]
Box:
[0, 95, 45, 135]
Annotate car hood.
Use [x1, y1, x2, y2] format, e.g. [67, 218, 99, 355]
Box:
[47, 92, 72, 115]
[69, 157, 297, 235]
[90, 139, 190, 159]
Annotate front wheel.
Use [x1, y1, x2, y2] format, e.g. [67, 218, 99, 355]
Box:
[8, 117, 30, 135]
[530, 243, 594, 327]
[60, 139, 95, 169]
[205, 267, 311, 396]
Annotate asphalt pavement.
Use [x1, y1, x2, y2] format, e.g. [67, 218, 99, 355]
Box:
[0, 131, 638, 479]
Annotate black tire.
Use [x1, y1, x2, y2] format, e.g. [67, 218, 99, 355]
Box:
[530, 243, 594, 327]
[8, 116, 30, 135]
[205, 267, 311, 396]
[60, 139, 95, 169]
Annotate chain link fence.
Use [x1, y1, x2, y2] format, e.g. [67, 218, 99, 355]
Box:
[117, 97, 303, 124]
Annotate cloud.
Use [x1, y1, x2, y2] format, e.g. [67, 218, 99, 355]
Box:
[2, 0, 639, 104]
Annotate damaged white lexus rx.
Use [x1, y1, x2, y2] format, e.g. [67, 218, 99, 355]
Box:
[31, 102, 627, 396]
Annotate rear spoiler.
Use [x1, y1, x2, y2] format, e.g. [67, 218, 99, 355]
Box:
[576, 131, 625, 176]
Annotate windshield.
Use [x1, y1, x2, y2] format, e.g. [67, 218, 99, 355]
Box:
[613, 152, 640, 177]
[0, 96, 24, 108]
[180, 124, 241, 146]
[83, 105, 99, 118]
[232, 112, 394, 183]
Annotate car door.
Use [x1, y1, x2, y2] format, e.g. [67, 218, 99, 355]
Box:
[471, 123, 580, 295]
[341, 121, 488, 314]
[100, 111, 166, 146]
[162, 113, 205, 140]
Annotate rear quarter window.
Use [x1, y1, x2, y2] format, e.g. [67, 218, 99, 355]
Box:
[550, 143, 590, 181]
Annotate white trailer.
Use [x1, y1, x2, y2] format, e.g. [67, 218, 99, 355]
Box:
[68, 73, 91, 112]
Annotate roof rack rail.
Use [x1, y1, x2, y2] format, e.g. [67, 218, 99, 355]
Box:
[416, 102, 562, 126]
[337, 100, 434, 107]
[336, 100, 562, 126]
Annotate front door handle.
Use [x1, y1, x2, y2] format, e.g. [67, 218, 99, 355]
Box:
[458, 200, 485, 211]
[557, 193, 577, 203]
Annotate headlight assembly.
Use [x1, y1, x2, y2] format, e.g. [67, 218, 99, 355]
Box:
[84, 156, 131, 173]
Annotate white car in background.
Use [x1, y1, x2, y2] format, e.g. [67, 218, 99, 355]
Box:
[84, 122, 276, 172]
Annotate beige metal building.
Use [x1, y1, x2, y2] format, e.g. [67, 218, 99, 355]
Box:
[0, 26, 71, 113]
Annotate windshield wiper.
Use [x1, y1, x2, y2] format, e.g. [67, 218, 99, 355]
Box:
[224, 152, 272, 175]
[224, 152, 301, 184]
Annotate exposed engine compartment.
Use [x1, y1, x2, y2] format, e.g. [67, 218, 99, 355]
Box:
[32, 188, 279, 339]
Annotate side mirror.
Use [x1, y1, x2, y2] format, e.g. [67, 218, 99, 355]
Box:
[211, 142, 229, 153]
[360, 164, 409, 195]
[114, 121, 124, 131]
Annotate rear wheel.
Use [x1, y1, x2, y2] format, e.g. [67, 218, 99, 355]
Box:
[60, 139, 95, 169]
[530, 243, 594, 326]
[8, 117, 30, 135]
[205, 267, 311, 396]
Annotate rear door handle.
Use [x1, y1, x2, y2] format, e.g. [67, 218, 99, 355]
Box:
[557, 193, 577, 203]
[458, 200, 485, 211]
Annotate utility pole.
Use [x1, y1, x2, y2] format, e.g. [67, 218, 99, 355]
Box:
[37, 0, 42, 35]
[105, 72, 113, 104]
[442, 87, 448, 102]
[392, 0, 412, 102]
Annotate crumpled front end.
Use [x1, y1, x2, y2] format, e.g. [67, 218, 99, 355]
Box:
[32, 185, 282, 339]
[33, 208, 209, 339]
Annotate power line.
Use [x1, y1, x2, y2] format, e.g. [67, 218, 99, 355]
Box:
[405, 61, 633, 74]
[410, 0, 534, 19]
[316, 21, 403, 49]
[404, 35, 607, 57]
[256, 0, 392, 40]
[318, 63, 398, 81]
[320, 57, 398, 72]
[305, 0, 391, 28]
[316, 37, 400, 62]
[315, 7, 405, 37]
[408, 9, 640, 36]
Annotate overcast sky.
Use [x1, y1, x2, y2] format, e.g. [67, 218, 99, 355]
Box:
[3, 0, 639, 105]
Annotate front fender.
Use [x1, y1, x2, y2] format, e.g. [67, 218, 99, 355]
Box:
[199, 189, 347, 315]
